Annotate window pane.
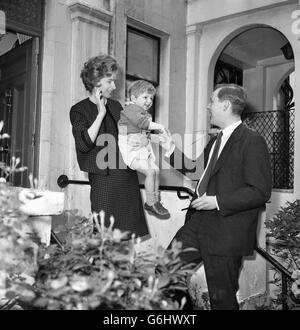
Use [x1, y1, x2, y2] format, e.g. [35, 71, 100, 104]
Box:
[127, 29, 159, 84]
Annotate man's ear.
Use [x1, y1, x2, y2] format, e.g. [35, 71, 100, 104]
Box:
[223, 100, 231, 112]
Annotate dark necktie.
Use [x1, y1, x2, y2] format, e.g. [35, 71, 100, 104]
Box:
[197, 131, 223, 197]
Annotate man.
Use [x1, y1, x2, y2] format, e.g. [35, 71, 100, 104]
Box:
[169, 84, 272, 310]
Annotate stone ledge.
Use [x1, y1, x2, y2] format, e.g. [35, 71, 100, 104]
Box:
[68, 1, 113, 28]
[18, 188, 64, 216]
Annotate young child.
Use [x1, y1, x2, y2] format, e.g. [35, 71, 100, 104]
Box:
[118, 80, 171, 219]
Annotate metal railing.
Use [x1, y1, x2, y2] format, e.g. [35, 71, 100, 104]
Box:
[255, 246, 293, 310]
[243, 109, 294, 190]
[56, 174, 296, 310]
[57, 174, 193, 200]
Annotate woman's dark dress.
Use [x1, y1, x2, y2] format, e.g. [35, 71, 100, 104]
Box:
[70, 98, 149, 237]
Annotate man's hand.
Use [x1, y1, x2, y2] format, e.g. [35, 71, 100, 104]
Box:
[191, 193, 217, 210]
[158, 128, 175, 156]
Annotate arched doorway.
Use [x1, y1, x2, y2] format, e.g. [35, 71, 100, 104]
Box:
[214, 26, 295, 190]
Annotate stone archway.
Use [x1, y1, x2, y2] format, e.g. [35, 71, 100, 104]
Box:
[208, 25, 295, 191]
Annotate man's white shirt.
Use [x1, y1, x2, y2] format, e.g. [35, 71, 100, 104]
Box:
[196, 120, 242, 208]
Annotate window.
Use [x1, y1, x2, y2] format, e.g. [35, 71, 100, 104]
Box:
[126, 27, 160, 119]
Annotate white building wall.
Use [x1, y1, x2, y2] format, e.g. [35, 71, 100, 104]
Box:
[243, 66, 265, 112]
[40, 0, 188, 216]
[40, 0, 114, 216]
[188, 0, 295, 25]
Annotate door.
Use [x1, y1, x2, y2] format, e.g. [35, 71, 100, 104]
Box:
[0, 37, 39, 187]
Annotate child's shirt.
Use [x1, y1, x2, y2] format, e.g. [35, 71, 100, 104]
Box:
[118, 103, 152, 135]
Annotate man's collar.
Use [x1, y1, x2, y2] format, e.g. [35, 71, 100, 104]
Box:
[222, 120, 242, 137]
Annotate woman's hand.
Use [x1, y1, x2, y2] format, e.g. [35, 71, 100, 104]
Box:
[94, 87, 106, 118]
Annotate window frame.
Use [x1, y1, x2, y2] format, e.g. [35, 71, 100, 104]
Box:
[126, 26, 161, 120]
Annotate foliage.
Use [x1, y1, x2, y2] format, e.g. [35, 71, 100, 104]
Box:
[14, 211, 195, 310]
[265, 200, 300, 247]
[265, 199, 300, 308]
[0, 120, 44, 309]
[1, 119, 195, 310]
[0, 120, 33, 277]
[0, 174, 38, 310]
[0, 183, 35, 273]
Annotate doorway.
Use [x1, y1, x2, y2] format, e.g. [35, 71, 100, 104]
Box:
[0, 32, 40, 187]
[214, 27, 295, 190]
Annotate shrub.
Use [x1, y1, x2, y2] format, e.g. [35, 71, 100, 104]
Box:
[16, 211, 195, 310]
[0, 120, 195, 310]
[266, 200, 300, 247]
[265, 200, 300, 306]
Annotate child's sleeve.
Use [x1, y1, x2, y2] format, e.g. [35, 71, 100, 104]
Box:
[123, 106, 151, 129]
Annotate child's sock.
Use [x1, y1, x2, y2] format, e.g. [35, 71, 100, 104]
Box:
[154, 191, 170, 215]
[154, 191, 161, 202]
[146, 191, 156, 206]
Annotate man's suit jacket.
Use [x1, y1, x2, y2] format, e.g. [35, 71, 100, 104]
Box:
[186, 123, 272, 257]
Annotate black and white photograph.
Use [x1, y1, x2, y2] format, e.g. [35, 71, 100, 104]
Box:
[0, 0, 300, 320]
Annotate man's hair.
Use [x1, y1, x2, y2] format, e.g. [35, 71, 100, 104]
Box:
[80, 54, 118, 93]
[128, 80, 156, 98]
[215, 84, 247, 116]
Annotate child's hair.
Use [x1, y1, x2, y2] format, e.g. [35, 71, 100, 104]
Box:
[128, 80, 156, 98]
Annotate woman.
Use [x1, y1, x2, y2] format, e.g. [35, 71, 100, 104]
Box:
[70, 54, 149, 238]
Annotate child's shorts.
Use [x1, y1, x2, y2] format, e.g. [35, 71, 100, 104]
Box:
[118, 132, 156, 170]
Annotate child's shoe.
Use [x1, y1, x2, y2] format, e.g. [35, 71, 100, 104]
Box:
[144, 202, 170, 220]
[154, 201, 170, 216]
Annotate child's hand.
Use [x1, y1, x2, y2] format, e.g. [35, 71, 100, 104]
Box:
[156, 124, 165, 133]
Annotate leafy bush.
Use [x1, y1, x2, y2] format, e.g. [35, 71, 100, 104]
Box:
[0, 182, 36, 275]
[265, 200, 300, 306]
[0, 120, 195, 310]
[16, 211, 195, 310]
[0, 120, 39, 309]
[266, 200, 300, 247]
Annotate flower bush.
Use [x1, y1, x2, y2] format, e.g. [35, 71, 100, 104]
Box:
[1, 118, 195, 310]
[265, 200, 300, 307]
[266, 200, 300, 247]
[15, 211, 195, 310]
[0, 120, 39, 309]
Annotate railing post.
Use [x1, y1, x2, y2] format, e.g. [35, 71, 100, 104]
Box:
[282, 273, 288, 310]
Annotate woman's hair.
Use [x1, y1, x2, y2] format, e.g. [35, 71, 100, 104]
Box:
[80, 54, 118, 93]
[215, 84, 247, 116]
[128, 80, 156, 98]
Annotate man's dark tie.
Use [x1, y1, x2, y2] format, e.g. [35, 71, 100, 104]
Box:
[197, 131, 223, 197]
